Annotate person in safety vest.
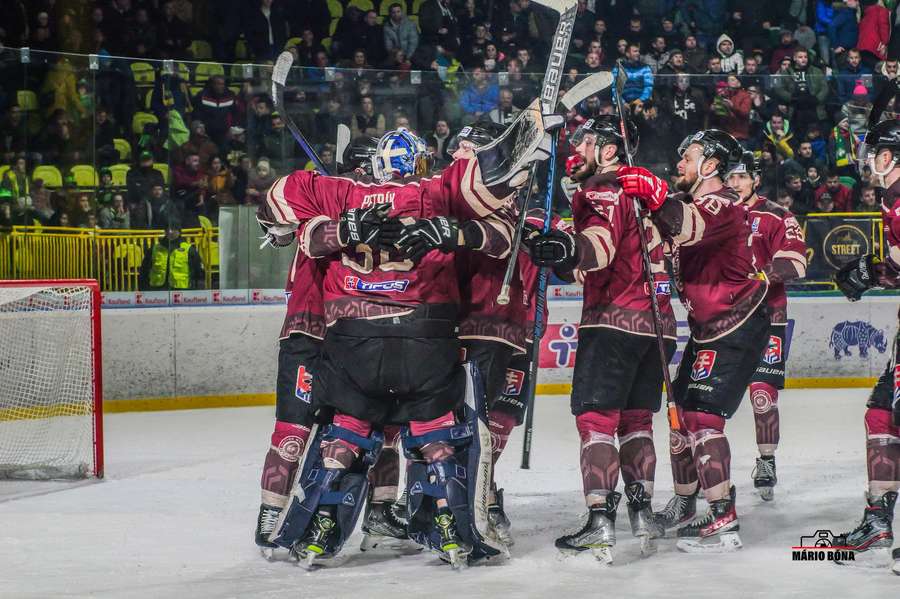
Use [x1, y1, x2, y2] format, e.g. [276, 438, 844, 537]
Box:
[139, 218, 205, 290]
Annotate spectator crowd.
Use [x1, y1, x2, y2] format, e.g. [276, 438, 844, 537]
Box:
[3, 0, 900, 229]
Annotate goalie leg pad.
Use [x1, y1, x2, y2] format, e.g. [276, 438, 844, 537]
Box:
[270, 423, 384, 553]
[402, 362, 504, 562]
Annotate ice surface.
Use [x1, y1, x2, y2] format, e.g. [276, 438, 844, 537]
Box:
[1, 389, 897, 598]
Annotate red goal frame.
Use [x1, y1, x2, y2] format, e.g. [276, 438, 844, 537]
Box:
[0, 279, 104, 478]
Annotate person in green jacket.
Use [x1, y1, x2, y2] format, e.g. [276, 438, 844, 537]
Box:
[139, 218, 205, 290]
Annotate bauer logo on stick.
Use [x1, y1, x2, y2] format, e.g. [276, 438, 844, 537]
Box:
[691, 350, 717, 381]
[763, 335, 783, 365]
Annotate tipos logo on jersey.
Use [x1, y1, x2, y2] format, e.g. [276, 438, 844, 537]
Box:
[295, 365, 313, 403]
[690, 350, 717, 381]
[762, 335, 783, 365]
[503, 369, 526, 396]
[344, 276, 409, 293]
[751, 217, 761, 234]
[644, 280, 671, 295]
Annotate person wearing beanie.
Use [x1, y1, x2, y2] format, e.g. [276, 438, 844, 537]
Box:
[837, 48, 873, 104]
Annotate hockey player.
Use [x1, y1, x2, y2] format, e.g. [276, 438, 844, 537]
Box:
[726, 151, 807, 502]
[257, 125, 556, 567]
[617, 129, 770, 552]
[524, 116, 676, 563]
[833, 118, 900, 572]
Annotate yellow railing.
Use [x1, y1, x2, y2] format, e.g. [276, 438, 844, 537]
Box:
[0, 226, 218, 291]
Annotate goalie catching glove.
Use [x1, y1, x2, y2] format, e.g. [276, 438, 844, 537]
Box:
[834, 254, 883, 302]
[523, 222, 579, 270]
[397, 216, 486, 262]
[338, 204, 404, 249]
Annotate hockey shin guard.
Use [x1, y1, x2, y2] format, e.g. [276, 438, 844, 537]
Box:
[669, 426, 698, 496]
[488, 409, 517, 467]
[618, 409, 656, 497]
[865, 408, 900, 497]
[750, 382, 779, 457]
[685, 411, 731, 502]
[576, 411, 620, 508]
[261, 421, 312, 507]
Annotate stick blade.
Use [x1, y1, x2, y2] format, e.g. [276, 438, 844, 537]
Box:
[530, 0, 578, 11]
[614, 60, 628, 94]
[336, 124, 351, 165]
[273, 51, 294, 87]
[559, 71, 613, 110]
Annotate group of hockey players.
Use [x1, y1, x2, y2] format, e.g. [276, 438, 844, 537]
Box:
[247, 93, 900, 571]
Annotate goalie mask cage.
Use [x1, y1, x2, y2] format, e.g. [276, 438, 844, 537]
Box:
[0, 279, 103, 479]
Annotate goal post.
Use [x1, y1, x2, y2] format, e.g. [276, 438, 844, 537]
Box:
[0, 279, 103, 479]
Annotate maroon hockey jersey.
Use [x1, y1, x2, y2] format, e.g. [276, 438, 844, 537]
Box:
[572, 171, 676, 339]
[652, 187, 768, 342]
[744, 195, 807, 324]
[280, 246, 327, 340]
[883, 179, 900, 279]
[261, 159, 513, 324]
[521, 209, 572, 343]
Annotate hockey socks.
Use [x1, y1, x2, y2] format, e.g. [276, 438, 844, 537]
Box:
[668, 427, 698, 496]
[750, 382, 779, 456]
[865, 408, 900, 498]
[576, 411, 620, 508]
[685, 411, 732, 502]
[618, 409, 656, 496]
[260, 421, 312, 507]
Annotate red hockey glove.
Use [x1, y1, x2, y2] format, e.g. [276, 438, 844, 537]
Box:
[616, 165, 669, 211]
[565, 154, 585, 177]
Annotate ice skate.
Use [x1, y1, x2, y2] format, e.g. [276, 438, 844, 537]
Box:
[360, 500, 418, 553]
[487, 487, 514, 547]
[292, 512, 339, 569]
[653, 488, 698, 534]
[434, 509, 471, 569]
[254, 504, 282, 560]
[752, 455, 777, 501]
[555, 492, 620, 564]
[625, 483, 663, 556]
[833, 492, 896, 569]
[392, 488, 409, 525]
[676, 495, 742, 553]
[892, 547, 900, 575]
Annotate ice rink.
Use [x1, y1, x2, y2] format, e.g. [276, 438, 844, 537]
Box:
[1, 388, 897, 598]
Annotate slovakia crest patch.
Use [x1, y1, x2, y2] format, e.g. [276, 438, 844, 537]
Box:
[691, 350, 717, 381]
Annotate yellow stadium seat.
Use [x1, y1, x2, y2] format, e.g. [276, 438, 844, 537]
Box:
[190, 40, 213, 60]
[113, 138, 132, 161]
[132, 111, 158, 135]
[230, 63, 252, 80]
[412, 0, 426, 14]
[321, 37, 332, 51]
[0, 165, 10, 181]
[285, 37, 303, 50]
[189, 85, 203, 98]
[235, 38, 249, 60]
[153, 163, 170, 183]
[130, 61, 155, 85]
[330, 18, 340, 36]
[176, 62, 191, 82]
[194, 62, 225, 84]
[380, 0, 405, 15]
[145, 89, 154, 110]
[408, 14, 418, 26]
[349, 0, 374, 11]
[109, 164, 130, 186]
[70, 165, 99, 188]
[31, 165, 63, 188]
[16, 90, 38, 111]
[304, 160, 316, 171]
[327, 0, 343, 18]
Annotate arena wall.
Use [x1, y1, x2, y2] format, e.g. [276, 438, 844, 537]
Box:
[100, 292, 898, 411]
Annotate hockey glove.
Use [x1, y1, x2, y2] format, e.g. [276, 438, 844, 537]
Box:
[834, 254, 883, 302]
[565, 154, 585, 177]
[397, 216, 461, 262]
[523, 223, 579, 270]
[617, 166, 669, 211]
[338, 204, 404, 249]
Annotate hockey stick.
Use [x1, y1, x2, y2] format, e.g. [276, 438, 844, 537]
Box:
[558, 71, 613, 111]
[272, 51, 331, 175]
[614, 60, 681, 432]
[335, 124, 351, 167]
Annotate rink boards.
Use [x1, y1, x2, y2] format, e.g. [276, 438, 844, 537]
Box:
[97, 291, 898, 411]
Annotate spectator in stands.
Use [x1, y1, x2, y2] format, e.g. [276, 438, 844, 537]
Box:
[816, 171, 854, 211]
[1, 156, 30, 202]
[41, 57, 87, 121]
[806, 164, 824, 189]
[709, 75, 752, 144]
[769, 30, 799, 73]
[504, 59, 537, 110]
[785, 173, 815, 214]
[764, 114, 797, 160]
[146, 183, 174, 229]
[739, 57, 766, 90]
[295, 28, 324, 66]
[245, 0, 287, 61]
[72, 193, 96, 228]
[460, 66, 499, 121]
[30, 182, 53, 224]
[783, 140, 828, 178]
[715, 34, 744, 74]
[351, 96, 386, 138]
[245, 158, 277, 205]
[333, 6, 367, 59]
[139, 219, 205, 291]
[857, 185, 879, 211]
[498, 0, 531, 51]
[178, 120, 219, 167]
[461, 23, 490, 68]
[837, 49, 873, 104]
[206, 156, 236, 208]
[260, 113, 294, 172]
[841, 84, 873, 139]
[658, 50, 689, 87]
[173, 151, 208, 227]
[776, 189, 795, 211]
[30, 10, 53, 51]
[360, 11, 387, 65]
[829, 0, 861, 66]
[489, 88, 521, 126]
[94, 52, 136, 139]
[419, 0, 459, 48]
[384, 3, 419, 60]
[127, 151, 164, 209]
[772, 49, 828, 136]
[830, 117, 859, 174]
[96, 168, 116, 207]
[814, 191, 836, 213]
[660, 74, 707, 145]
[99, 193, 130, 229]
[315, 95, 349, 147]
[157, 0, 191, 59]
[38, 111, 82, 168]
[130, 7, 158, 57]
[624, 16, 648, 49]
[857, 0, 891, 68]
[0, 106, 28, 163]
[572, 0, 597, 52]
[93, 106, 118, 166]
[683, 35, 708, 73]
[641, 36, 670, 73]
[613, 44, 653, 103]
[192, 76, 238, 149]
[425, 120, 453, 165]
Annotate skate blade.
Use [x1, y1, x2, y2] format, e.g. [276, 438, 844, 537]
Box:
[446, 548, 468, 570]
[589, 544, 614, 565]
[637, 534, 658, 557]
[676, 532, 743, 553]
[757, 487, 775, 501]
[259, 546, 276, 561]
[892, 557, 900, 576]
[834, 547, 892, 569]
[360, 534, 422, 554]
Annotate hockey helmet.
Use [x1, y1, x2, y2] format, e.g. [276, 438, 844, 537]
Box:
[447, 121, 506, 154]
[341, 136, 378, 175]
[372, 128, 434, 182]
[727, 150, 761, 178]
[677, 129, 743, 179]
[571, 115, 638, 163]
[858, 118, 900, 177]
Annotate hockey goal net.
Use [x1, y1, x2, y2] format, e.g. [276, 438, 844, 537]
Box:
[0, 279, 103, 479]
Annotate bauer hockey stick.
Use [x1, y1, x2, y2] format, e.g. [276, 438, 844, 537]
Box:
[496, 0, 578, 306]
[272, 51, 332, 175]
[614, 60, 681, 432]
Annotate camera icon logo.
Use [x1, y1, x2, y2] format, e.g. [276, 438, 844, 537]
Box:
[799, 530, 835, 548]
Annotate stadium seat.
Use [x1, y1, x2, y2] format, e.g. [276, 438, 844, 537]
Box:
[321, 37, 332, 51]
[235, 38, 249, 60]
[70, 165, 99, 188]
[16, 90, 38, 112]
[194, 62, 225, 84]
[380, 1, 405, 15]
[327, 0, 343, 18]
[113, 138, 132, 161]
[109, 164, 130, 186]
[31, 165, 63, 188]
[190, 40, 213, 60]
[189, 85, 203, 98]
[408, 14, 418, 26]
[285, 37, 302, 50]
[330, 18, 340, 36]
[349, 0, 374, 11]
[130, 62, 155, 85]
[839, 176, 857, 190]
[175, 62, 192, 82]
[144, 89, 154, 110]
[132, 111, 159, 136]
[412, 0, 426, 14]
[153, 163, 170, 183]
[230, 63, 252, 80]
